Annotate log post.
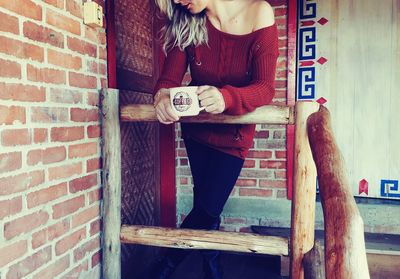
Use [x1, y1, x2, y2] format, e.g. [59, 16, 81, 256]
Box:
[303, 241, 325, 279]
[101, 89, 122, 279]
[307, 106, 370, 279]
[290, 101, 320, 279]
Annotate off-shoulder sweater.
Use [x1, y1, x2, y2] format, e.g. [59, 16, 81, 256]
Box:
[154, 18, 279, 159]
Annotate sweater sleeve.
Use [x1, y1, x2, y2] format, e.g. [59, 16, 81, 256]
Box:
[219, 25, 279, 115]
[153, 47, 188, 94]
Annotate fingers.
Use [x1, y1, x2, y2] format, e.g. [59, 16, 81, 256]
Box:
[156, 110, 174, 125]
[156, 107, 170, 123]
[154, 90, 180, 124]
[199, 96, 214, 108]
[197, 86, 225, 114]
[197, 88, 214, 101]
[204, 102, 224, 114]
[156, 106, 178, 124]
[153, 88, 169, 106]
[204, 103, 219, 114]
[196, 85, 212, 95]
[165, 104, 180, 122]
[198, 89, 215, 109]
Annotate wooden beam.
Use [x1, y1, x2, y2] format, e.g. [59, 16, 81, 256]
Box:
[120, 225, 289, 256]
[106, 0, 117, 89]
[101, 89, 122, 279]
[120, 104, 295, 124]
[307, 106, 370, 279]
[286, 0, 298, 200]
[290, 101, 320, 279]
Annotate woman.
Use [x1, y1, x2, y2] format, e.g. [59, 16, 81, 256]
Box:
[152, 0, 278, 277]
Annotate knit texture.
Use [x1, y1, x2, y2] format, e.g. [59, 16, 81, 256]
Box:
[154, 18, 279, 158]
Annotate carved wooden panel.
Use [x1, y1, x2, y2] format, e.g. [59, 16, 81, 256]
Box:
[115, 0, 158, 93]
[119, 91, 160, 277]
[114, 0, 161, 277]
[115, 0, 153, 76]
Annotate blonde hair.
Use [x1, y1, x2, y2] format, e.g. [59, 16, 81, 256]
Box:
[155, 0, 208, 53]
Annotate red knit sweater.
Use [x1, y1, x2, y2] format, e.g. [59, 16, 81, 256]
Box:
[154, 18, 279, 158]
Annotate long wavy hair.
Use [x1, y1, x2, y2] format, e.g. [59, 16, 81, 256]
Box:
[155, 0, 208, 53]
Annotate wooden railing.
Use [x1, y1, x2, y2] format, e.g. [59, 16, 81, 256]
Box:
[120, 103, 294, 124]
[100, 89, 370, 279]
[120, 225, 289, 256]
[307, 106, 369, 279]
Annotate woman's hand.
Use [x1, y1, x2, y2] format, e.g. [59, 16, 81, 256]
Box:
[197, 85, 226, 114]
[153, 88, 180, 124]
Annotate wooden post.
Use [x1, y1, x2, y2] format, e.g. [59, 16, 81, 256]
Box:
[101, 89, 122, 279]
[290, 101, 320, 279]
[307, 106, 370, 279]
[303, 241, 325, 279]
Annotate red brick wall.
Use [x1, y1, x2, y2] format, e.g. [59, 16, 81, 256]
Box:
[0, 0, 106, 277]
[176, 0, 289, 231]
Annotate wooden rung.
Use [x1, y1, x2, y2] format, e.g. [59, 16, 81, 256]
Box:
[120, 104, 295, 125]
[120, 225, 289, 256]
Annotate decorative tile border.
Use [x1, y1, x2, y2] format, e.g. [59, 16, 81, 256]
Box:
[297, 0, 328, 101]
[380, 179, 400, 198]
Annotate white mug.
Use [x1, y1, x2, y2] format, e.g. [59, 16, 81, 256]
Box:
[169, 86, 204, 116]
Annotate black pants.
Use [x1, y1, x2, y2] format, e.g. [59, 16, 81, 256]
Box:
[166, 139, 244, 265]
[183, 138, 244, 220]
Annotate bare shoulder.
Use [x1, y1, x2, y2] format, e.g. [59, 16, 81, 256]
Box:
[251, 1, 275, 30]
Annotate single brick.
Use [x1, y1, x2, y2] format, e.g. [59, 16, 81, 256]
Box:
[4, 210, 49, 239]
[6, 246, 51, 279]
[0, 0, 42, 20]
[52, 195, 85, 219]
[0, 105, 26, 125]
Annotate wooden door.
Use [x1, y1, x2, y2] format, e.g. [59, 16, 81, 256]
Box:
[108, 0, 161, 277]
[297, 0, 400, 199]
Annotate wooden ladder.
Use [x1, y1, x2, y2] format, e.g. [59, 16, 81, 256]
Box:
[100, 89, 370, 279]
